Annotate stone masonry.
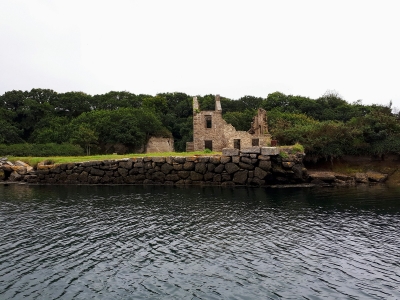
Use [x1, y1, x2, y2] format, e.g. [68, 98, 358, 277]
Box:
[188, 95, 271, 152]
[1, 147, 309, 186]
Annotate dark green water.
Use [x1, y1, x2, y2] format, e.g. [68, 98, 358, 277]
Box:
[1, 184, 400, 299]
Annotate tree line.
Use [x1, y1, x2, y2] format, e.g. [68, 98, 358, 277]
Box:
[1, 88, 399, 159]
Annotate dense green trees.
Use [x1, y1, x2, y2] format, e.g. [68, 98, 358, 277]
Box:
[0, 88, 398, 158]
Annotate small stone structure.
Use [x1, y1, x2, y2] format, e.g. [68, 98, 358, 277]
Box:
[187, 95, 271, 152]
[146, 137, 174, 153]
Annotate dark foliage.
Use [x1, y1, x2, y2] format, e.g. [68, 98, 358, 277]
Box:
[0, 88, 398, 157]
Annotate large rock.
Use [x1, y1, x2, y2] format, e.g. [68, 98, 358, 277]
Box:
[49, 166, 62, 174]
[239, 162, 254, 170]
[161, 163, 174, 174]
[173, 156, 186, 164]
[213, 174, 222, 182]
[220, 156, 231, 164]
[173, 164, 183, 171]
[151, 157, 166, 163]
[292, 164, 307, 180]
[152, 171, 165, 182]
[119, 160, 133, 169]
[88, 175, 101, 184]
[207, 164, 216, 172]
[355, 173, 369, 184]
[177, 171, 190, 179]
[233, 170, 248, 184]
[11, 166, 28, 175]
[225, 163, 240, 174]
[366, 171, 388, 183]
[261, 147, 279, 156]
[37, 162, 54, 170]
[165, 174, 180, 181]
[258, 160, 271, 171]
[195, 162, 207, 174]
[222, 148, 239, 156]
[134, 161, 144, 168]
[254, 167, 268, 179]
[198, 156, 210, 163]
[232, 156, 240, 163]
[81, 161, 101, 167]
[214, 164, 225, 173]
[240, 157, 252, 164]
[209, 156, 221, 164]
[67, 173, 79, 181]
[190, 171, 203, 181]
[222, 174, 231, 181]
[241, 147, 261, 154]
[204, 172, 214, 181]
[78, 171, 89, 182]
[9, 171, 22, 181]
[183, 161, 195, 171]
[90, 168, 105, 176]
[118, 168, 129, 177]
[308, 171, 336, 182]
[14, 160, 30, 168]
[258, 155, 270, 161]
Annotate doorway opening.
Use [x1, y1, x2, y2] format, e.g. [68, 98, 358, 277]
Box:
[204, 140, 213, 151]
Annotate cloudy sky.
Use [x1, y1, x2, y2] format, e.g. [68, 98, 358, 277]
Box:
[1, 0, 399, 106]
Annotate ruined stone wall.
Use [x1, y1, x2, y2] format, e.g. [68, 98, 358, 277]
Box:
[3, 147, 309, 186]
[146, 137, 174, 153]
[193, 110, 229, 151]
[222, 123, 270, 149]
[191, 95, 271, 152]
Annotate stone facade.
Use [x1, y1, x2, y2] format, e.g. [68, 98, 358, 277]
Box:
[188, 95, 271, 152]
[146, 137, 174, 153]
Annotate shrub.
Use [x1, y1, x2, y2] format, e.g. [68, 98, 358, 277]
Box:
[292, 143, 304, 153]
[279, 151, 289, 159]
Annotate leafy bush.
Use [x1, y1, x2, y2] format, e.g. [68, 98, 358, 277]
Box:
[292, 143, 304, 153]
[279, 151, 289, 159]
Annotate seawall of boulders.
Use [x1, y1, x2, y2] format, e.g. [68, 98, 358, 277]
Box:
[1, 148, 390, 187]
[0, 147, 308, 186]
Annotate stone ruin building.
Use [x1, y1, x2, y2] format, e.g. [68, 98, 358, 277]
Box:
[186, 95, 271, 152]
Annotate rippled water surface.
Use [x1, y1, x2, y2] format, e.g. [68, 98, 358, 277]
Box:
[1, 184, 400, 299]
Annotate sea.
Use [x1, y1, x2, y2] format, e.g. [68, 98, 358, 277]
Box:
[1, 184, 399, 299]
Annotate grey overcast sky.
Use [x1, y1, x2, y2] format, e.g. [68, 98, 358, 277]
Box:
[1, 0, 399, 106]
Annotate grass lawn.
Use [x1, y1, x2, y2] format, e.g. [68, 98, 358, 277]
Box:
[8, 151, 222, 166]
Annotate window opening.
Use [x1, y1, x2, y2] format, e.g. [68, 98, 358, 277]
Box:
[234, 139, 241, 150]
[205, 115, 212, 128]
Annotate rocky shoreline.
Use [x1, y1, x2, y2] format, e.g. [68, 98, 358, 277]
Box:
[0, 148, 392, 187]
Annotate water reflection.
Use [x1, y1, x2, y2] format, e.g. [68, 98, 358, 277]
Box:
[0, 184, 399, 299]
